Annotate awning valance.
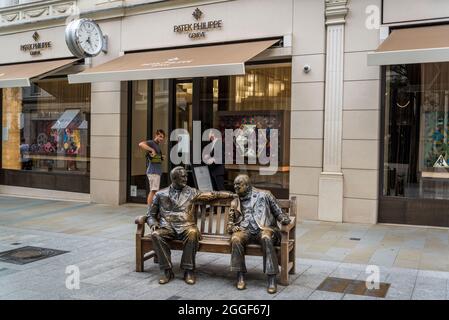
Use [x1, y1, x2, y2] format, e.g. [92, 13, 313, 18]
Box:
[0, 59, 78, 88]
[368, 25, 449, 66]
[68, 40, 278, 84]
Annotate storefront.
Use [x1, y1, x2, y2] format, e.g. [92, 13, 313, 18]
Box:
[0, 0, 301, 207]
[369, 23, 449, 227]
[125, 61, 292, 202]
[0, 25, 91, 196]
[2, 0, 449, 228]
[69, 39, 293, 202]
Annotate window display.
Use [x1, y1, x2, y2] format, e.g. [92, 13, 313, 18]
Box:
[383, 62, 449, 200]
[128, 63, 291, 202]
[212, 63, 291, 197]
[1, 78, 91, 193]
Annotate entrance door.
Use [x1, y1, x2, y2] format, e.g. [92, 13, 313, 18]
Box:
[128, 80, 169, 203]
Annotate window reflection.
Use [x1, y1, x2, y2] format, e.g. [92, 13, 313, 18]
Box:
[384, 62, 449, 199]
[1, 79, 90, 175]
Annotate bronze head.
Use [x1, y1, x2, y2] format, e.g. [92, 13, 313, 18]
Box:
[234, 175, 251, 197]
[171, 166, 188, 190]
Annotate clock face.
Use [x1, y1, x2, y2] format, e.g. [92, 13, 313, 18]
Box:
[77, 20, 103, 56]
[65, 19, 104, 58]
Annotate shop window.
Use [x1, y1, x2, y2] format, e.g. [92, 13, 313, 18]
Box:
[204, 63, 292, 198]
[383, 62, 449, 200]
[1, 78, 91, 193]
[127, 63, 291, 202]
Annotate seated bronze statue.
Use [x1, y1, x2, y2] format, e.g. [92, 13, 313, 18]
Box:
[227, 174, 291, 294]
[147, 166, 234, 285]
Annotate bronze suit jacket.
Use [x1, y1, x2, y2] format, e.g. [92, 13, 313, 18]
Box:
[227, 188, 288, 234]
[147, 185, 233, 234]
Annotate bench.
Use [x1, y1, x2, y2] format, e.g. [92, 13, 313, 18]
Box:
[135, 196, 297, 286]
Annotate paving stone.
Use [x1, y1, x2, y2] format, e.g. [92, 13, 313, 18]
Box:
[343, 294, 379, 300]
[273, 285, 313, 300]
[446, 279, 449, 300]
[411, 276, 447, 300]
[1, 289, 42, 300]
[417, 270, 449, 280]
[293, 272, 331, 290]
[330, 266, 364, 280]
[308, 290, 344, 300]
[2, 196, 449, 300]
[0, 267, 18, 277]
[369, 247, 400, 268]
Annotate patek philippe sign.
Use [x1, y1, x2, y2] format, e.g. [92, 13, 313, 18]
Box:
[173, 8, 223, 39]
[20, 32, 52, 56]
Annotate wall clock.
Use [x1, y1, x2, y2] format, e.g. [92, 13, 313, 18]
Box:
[65, 18, 107, 58]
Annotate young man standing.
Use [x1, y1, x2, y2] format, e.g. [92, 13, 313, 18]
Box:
[139, 129, 166, 205]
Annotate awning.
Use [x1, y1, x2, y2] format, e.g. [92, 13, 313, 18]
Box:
[0, 59, 78, 88]
[368, 25, 449, 66]
[68, 40, 277, 84]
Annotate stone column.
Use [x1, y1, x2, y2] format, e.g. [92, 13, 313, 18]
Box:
[90, 81, 128, 206]
[88, 20, 127, 206]
[318, 0, 348, 222]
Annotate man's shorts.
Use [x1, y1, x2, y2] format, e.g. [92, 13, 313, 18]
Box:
[147, 174, 161, 192]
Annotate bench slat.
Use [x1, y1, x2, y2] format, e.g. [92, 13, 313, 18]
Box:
[208, 206, 214, 234]
[223, 206, 230, 234]
[200, 206, 206, 233]
[216, 206, 222, 234]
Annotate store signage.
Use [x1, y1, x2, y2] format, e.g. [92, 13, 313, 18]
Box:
[173, 8, 223, 39]
[20, 32, 52, 56]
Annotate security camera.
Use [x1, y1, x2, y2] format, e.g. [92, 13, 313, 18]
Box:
[303, 65, 312, 73]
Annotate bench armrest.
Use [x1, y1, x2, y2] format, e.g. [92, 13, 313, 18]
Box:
[135, 216, 147, 237]
[280, 217, 296, 233]
[135, 215, 147, 225]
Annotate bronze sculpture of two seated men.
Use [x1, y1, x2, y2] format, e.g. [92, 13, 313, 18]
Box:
[146, 167, 291, 294]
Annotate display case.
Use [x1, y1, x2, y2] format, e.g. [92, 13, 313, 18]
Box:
[216, 110, 290, 197]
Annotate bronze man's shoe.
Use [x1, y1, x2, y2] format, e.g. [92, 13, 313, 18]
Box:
[267, 275, 277, 294]
[184, 270, 196, 285]
[159, 269, 174, 285]
[236, 272, 246, 290]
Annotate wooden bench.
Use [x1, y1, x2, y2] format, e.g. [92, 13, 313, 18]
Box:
[135, 196, 297, 286]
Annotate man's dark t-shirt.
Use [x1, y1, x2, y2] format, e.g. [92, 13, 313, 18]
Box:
[146, 140, 162, 175]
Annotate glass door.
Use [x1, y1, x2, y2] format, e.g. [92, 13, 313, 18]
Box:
[128, 80, 169, 203]
[128, 80, 150, 203]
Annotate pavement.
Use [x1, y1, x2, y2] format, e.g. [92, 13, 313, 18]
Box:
[0, 195, 448, 300]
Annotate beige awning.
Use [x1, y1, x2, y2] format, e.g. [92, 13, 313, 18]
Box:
[68, 40, 278, 84]
[0, 59, 78, 88]
[368, 25, 449, 66]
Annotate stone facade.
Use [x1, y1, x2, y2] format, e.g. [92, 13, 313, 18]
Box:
[1, 0, 448, 223]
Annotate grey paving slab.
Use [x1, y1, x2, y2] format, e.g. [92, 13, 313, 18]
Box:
[411, 276, 447, 300]
[273, 285, 313, 300]
[0, 267, 18, 277]
[343, 294, 379, 300]
[330, 266, 364, 280]
[447, 279, 449, 300]
[369, 247, 400, 267]
[1, 196, 449, 300]
[308, 290, 344, 300]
